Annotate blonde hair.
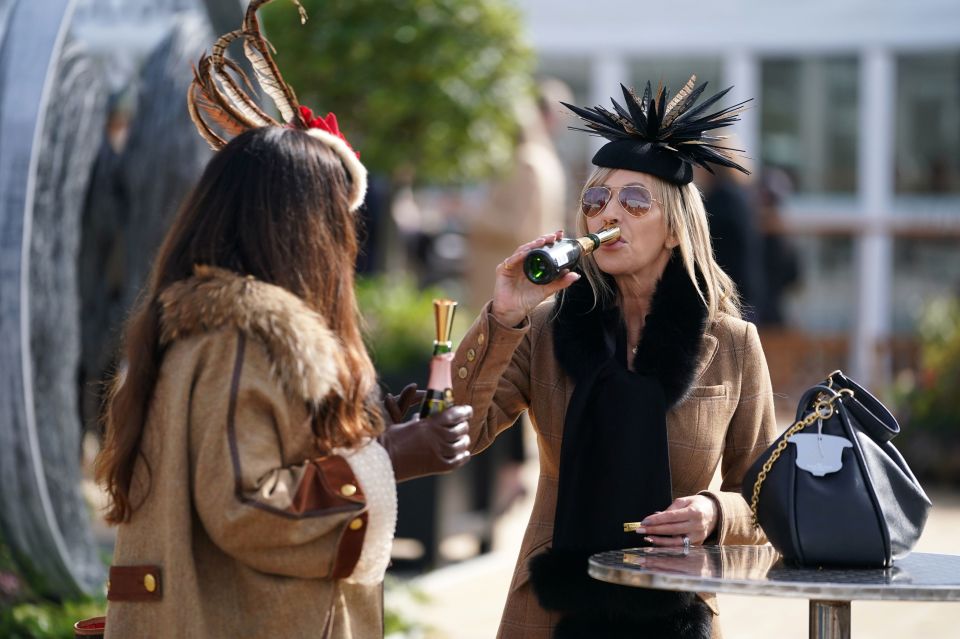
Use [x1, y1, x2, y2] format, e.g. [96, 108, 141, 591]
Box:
[575, 166, 741, 324]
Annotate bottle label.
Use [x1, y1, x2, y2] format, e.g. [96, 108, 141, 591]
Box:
[419, 353, 454, 417]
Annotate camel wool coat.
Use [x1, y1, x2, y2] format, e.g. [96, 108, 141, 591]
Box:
[105, 267, 391, 639]
[450, 300, 778, 639]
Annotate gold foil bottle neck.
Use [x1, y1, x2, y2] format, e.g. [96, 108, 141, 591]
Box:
[576, 225, 621, 254]
[433, 298, 458, 351]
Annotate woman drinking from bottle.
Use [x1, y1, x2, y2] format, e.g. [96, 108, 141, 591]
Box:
[451, 77, 778, 638]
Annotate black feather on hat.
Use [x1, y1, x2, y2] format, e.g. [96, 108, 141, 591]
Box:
[561, 75, 751, 185]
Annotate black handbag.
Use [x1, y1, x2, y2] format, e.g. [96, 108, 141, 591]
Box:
[742, 370, 931, 567]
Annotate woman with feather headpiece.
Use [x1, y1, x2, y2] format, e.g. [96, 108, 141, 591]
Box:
[88, 2, 472, 637]
[450, 76, 778, 638]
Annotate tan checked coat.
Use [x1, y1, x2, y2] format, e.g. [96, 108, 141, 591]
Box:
[451, 301, 778, 639]
[104, 267, 388, 639]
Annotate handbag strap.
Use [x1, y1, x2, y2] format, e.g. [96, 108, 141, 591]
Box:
[748, 385, 854, 528]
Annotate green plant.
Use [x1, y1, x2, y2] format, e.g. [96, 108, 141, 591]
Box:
[356, 275, 472, 391]
[894, 295, 960, 484]
[384, 575, 432, 638]
[0, 598, 105, 639]
[261, 0, 534, 184]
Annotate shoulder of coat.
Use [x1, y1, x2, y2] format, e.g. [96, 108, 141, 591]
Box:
[158, 265, 341, 404]
[708, 311, 750, 341]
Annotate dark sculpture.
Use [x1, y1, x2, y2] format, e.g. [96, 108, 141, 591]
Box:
[0, 0, 106, 597]
[0, 0, 239, 598]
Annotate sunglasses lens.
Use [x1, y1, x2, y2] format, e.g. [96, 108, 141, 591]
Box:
[619, 186, 652, 216]
[581, 187, 610, 217]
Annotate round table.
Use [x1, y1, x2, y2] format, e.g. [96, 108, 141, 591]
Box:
[588, 545, 960, 639]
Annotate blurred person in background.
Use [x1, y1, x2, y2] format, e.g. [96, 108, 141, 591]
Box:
[450, 78, 777, 638]
[694, 158, 765, 322]
[91, 3, 471, 637]
[755, 167, 800, 327]
[466, 78, 573, 522]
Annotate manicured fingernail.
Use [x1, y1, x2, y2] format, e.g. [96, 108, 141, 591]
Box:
[633, 526, 646, 534]
[644, 536, 653, 543]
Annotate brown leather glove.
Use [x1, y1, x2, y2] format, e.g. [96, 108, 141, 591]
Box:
[379, 404, 473, 482]
[383, 383, 427, 424]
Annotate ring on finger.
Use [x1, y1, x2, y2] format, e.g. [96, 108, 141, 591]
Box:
[682, 534, 690, 550]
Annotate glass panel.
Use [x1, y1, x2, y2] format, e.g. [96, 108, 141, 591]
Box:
[760, 57, 859, 195]
[895, 51, 960, 195]
[782, 235, 857, 332]
[892, 237, 960, 332]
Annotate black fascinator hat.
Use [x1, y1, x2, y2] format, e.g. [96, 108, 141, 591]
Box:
[561, 75, 751, 185]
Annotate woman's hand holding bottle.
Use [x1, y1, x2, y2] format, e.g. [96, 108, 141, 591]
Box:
[491, 230, 580, 328]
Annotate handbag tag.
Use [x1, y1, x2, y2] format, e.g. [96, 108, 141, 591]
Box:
[787, 433, 853, 476]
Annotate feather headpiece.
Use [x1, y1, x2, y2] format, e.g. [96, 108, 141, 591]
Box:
[561, 75, 751, 185]
[187, 0, 367, 211]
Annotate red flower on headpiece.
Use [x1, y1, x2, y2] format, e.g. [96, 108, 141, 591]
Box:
[299, 105, 359, 158]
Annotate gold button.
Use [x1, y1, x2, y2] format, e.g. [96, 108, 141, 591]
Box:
[349, 517, 364, 531]
[477, 333, 485, 345]
[340, 483, 357, 497]
[143, 573, 157, 593]
[466, 348, 476, 361]
[458, 366, 468, 379]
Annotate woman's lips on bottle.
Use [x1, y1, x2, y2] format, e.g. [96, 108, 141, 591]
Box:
[600, 239, 626, 250]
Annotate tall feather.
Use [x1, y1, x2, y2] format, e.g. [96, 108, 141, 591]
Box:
[242, 0, 304, 124]
[662, 74, 696, 126]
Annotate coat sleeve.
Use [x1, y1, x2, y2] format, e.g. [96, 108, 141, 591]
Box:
[189, 330, 371, 579]
[451, 301, 534, 454]
[700, 321, 778, 545]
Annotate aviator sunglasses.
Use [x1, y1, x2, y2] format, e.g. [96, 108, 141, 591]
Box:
[580, 184, 659, 218]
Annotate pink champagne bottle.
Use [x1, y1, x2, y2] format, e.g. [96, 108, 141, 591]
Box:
[419, 299, 457, 418]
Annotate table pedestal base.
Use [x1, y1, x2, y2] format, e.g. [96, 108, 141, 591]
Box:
[809, 600, 850, 639]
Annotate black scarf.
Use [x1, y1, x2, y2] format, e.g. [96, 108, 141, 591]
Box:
[529, 252, 712, 639]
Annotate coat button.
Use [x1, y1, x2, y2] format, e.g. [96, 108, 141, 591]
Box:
[466, 348, 476, 361]
[349, 517, 364, 531]
[457, 367, 468, 379]
[340, 484, 357, 497]
[143, 573, 157, 593]
[477, 333, 485, 346]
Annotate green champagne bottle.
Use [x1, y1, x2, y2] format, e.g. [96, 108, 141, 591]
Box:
[523, 226, 621, 285]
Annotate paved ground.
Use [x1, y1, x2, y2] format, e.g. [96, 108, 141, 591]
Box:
[396, 458, 960, 639]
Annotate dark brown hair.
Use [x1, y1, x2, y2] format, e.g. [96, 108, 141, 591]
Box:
[96, 126, 382, 523]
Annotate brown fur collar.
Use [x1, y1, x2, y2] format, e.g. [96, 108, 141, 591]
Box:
[158, 265, 341, 404]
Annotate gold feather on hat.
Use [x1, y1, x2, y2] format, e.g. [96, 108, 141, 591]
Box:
[662, 74, 696, 126]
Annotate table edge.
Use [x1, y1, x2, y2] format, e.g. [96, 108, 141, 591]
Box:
[587, 558, 960, 602]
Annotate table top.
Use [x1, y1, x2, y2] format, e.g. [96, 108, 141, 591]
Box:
[588, 545, 960, 602]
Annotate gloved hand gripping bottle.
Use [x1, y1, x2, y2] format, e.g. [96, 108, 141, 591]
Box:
[523, 226, 621, 285]
[419, 299, 458, 418]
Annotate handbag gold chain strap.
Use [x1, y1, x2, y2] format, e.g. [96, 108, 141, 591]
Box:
[749, 387, 854, 528]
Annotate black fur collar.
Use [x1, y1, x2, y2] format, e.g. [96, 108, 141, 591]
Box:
[553, 251, 707, 409]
